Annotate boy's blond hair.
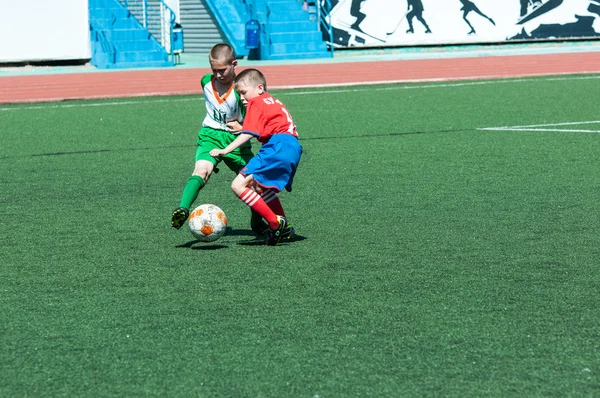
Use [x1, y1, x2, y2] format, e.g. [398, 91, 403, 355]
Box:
[235, 68, 268, 91]
[209, 43, 236, 64]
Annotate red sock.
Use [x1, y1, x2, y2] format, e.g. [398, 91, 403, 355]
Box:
[260, 190, 286, 217]
[239, 188, 279, 228]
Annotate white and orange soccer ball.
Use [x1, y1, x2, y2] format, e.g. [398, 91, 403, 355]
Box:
[188, 204, 227, 242]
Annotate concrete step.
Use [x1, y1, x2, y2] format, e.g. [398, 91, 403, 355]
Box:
[270, 41, 327, 54]
[269, 31, 323, 44]
[263, 50, 332, 60]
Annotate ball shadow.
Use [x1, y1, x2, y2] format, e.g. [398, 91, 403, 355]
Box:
[191, 244, 228, 250]
[174, 227, 306, 249]
[175, 239, 228, 250]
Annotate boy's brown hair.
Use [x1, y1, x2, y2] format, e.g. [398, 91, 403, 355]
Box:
[209, 43, 236, 64]
[235, 68, 268, 91]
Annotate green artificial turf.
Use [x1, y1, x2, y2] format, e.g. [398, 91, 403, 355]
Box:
[1, 74, 599, 396]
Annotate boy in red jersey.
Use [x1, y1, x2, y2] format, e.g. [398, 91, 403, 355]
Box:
[209, 68, 302, 245]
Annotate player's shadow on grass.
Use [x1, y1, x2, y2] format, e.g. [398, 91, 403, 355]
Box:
[175, 227, 258, 250]
[227, 228, 256, 237]
[237, 233, 306, 246]
[175, 227, 306, 248]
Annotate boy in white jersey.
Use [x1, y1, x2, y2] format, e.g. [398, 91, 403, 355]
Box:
[171, 44, 266, 234]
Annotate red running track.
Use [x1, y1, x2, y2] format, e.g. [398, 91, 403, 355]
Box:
[1, 52, 600, 104]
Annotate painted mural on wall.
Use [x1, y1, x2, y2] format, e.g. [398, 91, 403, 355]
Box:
[323, 0, 600, 47]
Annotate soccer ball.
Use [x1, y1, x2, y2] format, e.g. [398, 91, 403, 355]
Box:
[188, 204, 227, 242]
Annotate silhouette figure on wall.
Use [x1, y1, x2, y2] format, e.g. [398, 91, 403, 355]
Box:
[406, 0, 432, 33]
[459, 0, 495, 35]
[518, 0, 563, 24]
[511, 15, 600, 40]
[520, 0, 542, 18]
[349, 0, 367, 32]
[509, 0, 599, 40]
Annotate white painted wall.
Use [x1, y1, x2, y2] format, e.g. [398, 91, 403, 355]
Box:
[163, 0, 180, 23]
[0, 0, 91, 63]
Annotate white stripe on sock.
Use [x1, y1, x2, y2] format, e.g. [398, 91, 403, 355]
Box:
[247, 194, 260, 206]
[261, 190, 277, 203]
[241, 189, 260, 207]
[241, 189, 254, 202]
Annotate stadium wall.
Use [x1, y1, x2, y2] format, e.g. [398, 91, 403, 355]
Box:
[0, 0, 91, 63]
[327, 0, 600, 48]
[1, 0, 599, 64]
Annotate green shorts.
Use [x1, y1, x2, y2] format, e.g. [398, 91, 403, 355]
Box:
[196, 126, 254, 172]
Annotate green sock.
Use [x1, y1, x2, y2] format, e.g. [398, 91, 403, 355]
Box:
[179, 175, 205, 209]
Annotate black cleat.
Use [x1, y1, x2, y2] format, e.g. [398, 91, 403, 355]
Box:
[265, 216, 288, 246]
[281, 223, 296, 241]
[171, 207, 189, 229]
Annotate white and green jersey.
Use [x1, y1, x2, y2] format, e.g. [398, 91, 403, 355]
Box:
[200, 73, 244, 130]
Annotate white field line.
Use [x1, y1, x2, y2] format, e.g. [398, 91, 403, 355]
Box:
[483, 120, 600, 129]
[1, 73, 600, 112]
[0, 96, 200, 112]
[479, 120, 600, 134]
[271, 71, 600, 90]
[281, 73, 600, 95]
[489, 128, 600, 133]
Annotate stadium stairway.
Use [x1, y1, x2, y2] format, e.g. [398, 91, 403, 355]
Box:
[254, 0, 332, 60]
[203, 0, 251, 57]
[204, 0, 331, 60]
[179, 0, 226, 55]
[89, 0, 173, 69]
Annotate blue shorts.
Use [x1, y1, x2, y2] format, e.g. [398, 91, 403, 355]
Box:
[240, 134, 302, 193]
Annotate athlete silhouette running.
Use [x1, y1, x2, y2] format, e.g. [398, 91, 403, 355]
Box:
[459, 0, 495, 35]
[406, 0, 432, 34]
[349, 0, 367, 32]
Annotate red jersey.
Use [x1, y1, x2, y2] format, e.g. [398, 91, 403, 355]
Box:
[241, 92, 298, 143]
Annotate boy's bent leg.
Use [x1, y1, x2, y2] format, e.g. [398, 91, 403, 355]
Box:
[179, 175, 205, 210]
[249, 189, 282, 236]
[181, 159, 215, 207]
[260, 190, 286, 217]
[172, 175, 203, 229]
[173, 159, 214, 229]
[254, 191, 295, 239]
[232, 176, 288, 245]
[222, 146, 268, 234]
[233, 174, 279, 231]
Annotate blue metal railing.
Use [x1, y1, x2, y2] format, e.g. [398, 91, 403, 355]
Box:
[257, 0, 272, 59]
[317, 0, 335, 53]
[204, 0, 250, 57]
[241, 0, 252, 15]
[119, 0, 177, 62]
[91, 24, 117, 63]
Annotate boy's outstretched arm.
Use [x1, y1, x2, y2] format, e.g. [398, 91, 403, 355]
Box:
[226, 120, 243, 134]
[209, 133, 253, 158]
